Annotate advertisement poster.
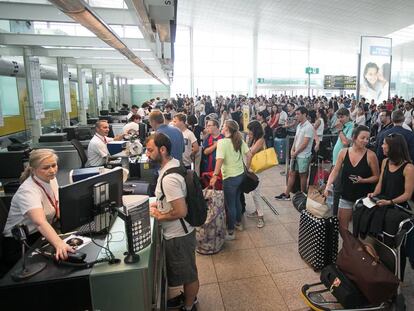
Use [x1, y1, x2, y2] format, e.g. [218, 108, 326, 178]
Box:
[358, 36, 392, 103]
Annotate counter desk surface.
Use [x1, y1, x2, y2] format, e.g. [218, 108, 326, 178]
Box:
[0, 207, 164, 311]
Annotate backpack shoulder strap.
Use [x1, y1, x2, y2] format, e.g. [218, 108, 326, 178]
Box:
[159, 166, 186, 201]
[160, 165, 189, 234]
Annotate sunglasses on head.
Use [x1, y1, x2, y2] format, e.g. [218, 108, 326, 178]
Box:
[387, 133, 403, 138]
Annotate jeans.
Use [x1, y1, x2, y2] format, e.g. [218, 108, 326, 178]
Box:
[223, 173, 244, 230]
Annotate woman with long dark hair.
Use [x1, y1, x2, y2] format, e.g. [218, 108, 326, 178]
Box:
[246, 120, 266, 228]
[325, 125, 379, 229]
[210, 120, 252, 240]
[314, 108, 327, 141]
[368, 133, 414, 207]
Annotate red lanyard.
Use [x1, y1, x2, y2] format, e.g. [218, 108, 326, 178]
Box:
[33, 177, 60, 220]
[95, 134, 107, 144]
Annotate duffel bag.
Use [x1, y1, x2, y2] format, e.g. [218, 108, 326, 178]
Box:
[336, 229, 399, 305]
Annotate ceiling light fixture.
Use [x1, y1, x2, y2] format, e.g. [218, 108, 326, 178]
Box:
[48, 0, 166, 85]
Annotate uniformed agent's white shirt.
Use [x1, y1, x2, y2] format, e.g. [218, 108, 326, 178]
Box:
[3, 175, 59, 237]
[86, 133, 113, 167]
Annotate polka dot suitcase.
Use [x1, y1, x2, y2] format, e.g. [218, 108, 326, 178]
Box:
[298, 210, 339, 271]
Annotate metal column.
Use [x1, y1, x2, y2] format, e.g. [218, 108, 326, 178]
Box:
[110, 73, 115, 111]
[91, 69, 99, 117]
[22, 48, 42, 143]
[101, 71, 109, 110]
[76, 65, 87, 125]
[57, 57, 70, 128]
[116, 76, 121, 109]
[251, 32, 258, 97]
[189, 26, 194, 97]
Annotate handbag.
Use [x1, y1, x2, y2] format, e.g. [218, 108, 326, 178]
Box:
[336, 229, 399, 305]
[320, 264, 368, 308]
[240, 161, 259, 194]
[250, 147, 278, 173]
[306, 185, 331, 218]
[292, 192, 307, 212]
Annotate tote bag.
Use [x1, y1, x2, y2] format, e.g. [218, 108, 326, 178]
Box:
[250, 147, 278, 173]
[306, 185, 331, 218]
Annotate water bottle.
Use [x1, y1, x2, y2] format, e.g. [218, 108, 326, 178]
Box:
[0, 182, 5, 196]
[326, 184, 333, 209]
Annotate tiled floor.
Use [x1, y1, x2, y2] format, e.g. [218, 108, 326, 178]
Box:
[174, 165, 414, 311]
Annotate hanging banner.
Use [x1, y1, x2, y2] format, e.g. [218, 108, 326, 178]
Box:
[358, 36, 392, 103]
[29, 57, 45, 119]
[62, 64, 72, 113]
[81, 70, 89, 109]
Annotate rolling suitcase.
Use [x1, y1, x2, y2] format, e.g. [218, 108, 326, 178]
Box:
[273, 137, 286, 164]
[196, 189, 226, 254]
[298, 210, 339, 271]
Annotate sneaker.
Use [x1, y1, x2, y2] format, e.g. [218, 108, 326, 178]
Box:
[257, 217, 265, 228]
[225, 231, 236, 241]
[246, 211, 258, 218]
[167, 292, 198, 309]
[234, 222, 244, 231]
[275, 193, 291, 201]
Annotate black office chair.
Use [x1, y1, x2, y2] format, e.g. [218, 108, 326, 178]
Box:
[71, 139, 88, 168]
[0, 198, 9, 278]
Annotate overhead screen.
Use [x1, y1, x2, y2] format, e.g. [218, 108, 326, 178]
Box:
[324, 75, 357, 90]
[358, 36, 392, 103]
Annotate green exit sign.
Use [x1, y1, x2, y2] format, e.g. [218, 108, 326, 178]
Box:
[305, 67, 319, 74]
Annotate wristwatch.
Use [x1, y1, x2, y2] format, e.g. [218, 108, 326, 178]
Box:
[213, 173, 219, 176]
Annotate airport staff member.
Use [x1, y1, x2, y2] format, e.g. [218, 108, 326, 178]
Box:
[123, 114, 141, 135]
[86, 120, 123, 167]
[2, 149, 75, 272]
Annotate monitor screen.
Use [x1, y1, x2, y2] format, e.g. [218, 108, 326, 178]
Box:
[0, 151, 26, 179]
[59, 167, 123, 233]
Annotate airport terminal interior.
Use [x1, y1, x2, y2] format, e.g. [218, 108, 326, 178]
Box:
[1, 0, 414, 310]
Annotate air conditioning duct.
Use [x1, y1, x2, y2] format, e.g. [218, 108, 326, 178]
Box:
[49, 0, 166, 85]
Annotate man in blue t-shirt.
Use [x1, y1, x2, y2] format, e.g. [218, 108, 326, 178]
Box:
[149, 110, 184, 161]
[201, 119, 224, 174]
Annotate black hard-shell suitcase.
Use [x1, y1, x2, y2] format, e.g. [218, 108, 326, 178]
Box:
[298, 210, 339, 271]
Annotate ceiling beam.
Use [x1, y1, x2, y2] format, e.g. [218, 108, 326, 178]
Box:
[0, 2, 136, 25]
[28, 47, 154, 59]
[0, 33, 149, 50]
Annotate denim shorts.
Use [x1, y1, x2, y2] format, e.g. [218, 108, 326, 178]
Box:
[164, 230, 198, 287]
[339, 198, 354, 210]
[292, 156, 311, 174]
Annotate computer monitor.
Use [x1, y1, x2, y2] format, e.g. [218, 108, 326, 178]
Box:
[59, 167, 123, 233]
[0, 151, 27, 179]
[99, 115, 113, 123]
[100, 110, 109, 116]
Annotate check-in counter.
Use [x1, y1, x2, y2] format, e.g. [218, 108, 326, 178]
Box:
[0, 217, 166, 311]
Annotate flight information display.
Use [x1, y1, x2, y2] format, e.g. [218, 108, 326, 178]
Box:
[324, 75, 357, 89]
